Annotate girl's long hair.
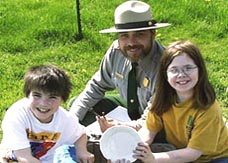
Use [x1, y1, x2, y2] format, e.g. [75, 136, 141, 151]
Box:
[150, 41, 216, 116]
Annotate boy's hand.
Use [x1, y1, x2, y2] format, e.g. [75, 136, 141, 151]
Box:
[76, 149, 94, 163]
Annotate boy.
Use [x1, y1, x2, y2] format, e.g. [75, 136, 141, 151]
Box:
[0, 65, 94, 163]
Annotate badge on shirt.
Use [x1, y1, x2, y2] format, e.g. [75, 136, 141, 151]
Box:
[115, 72, 123, 79]
[143, 77, 149, 88]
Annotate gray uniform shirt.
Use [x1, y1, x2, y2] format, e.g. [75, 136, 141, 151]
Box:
[70, 39, 164, 123]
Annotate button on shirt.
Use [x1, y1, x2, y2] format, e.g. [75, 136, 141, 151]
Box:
[70, 40, 164, 122]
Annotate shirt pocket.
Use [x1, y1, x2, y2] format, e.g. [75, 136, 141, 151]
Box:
[137, 86, 152, 109]
[112, 72, 127, 96]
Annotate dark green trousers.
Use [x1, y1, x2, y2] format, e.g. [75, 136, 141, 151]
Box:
[69, 94, 127, 126]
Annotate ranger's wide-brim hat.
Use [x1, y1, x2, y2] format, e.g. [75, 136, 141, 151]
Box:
[99, 0, 171, 33]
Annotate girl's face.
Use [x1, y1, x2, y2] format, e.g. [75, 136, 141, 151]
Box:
[167, 53, 199, 102]
[28, 90, 62, 123]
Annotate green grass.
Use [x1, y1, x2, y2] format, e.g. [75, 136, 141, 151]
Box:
[0, 0, 227, 138]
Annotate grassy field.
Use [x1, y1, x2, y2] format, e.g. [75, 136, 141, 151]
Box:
[0, 0, 227, 138]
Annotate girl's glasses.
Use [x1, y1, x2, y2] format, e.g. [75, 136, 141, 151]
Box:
[167, 65, 198, 76]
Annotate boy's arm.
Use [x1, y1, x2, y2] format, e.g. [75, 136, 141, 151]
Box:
[74, 133, 94, 163]
[14, 148, 41, 163]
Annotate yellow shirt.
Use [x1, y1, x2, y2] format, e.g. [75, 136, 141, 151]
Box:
[146, 100, 228, 162]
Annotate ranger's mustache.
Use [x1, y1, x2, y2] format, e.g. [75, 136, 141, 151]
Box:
[126, 45, 143, 50]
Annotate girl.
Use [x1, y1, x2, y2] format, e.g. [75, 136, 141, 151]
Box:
[133, 41, 228, 163]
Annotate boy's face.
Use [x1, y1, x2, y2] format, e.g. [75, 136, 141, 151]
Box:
[28, 90, 63, 123]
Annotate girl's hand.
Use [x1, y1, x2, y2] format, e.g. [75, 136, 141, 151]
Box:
[133, 142, 156, 163]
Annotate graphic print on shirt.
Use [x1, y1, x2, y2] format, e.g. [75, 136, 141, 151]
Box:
[26, 129, 61, 159]
[186, 116, 194, 141]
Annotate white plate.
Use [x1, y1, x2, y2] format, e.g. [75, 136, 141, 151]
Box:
[100, 125, 141, 162]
